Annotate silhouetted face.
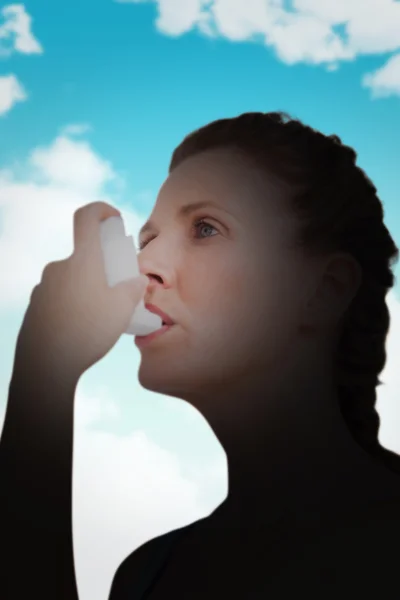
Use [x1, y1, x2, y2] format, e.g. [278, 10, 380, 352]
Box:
[137, 148, 318, 407]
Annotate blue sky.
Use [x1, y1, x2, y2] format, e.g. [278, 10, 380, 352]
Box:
[1, 2, 400, 599]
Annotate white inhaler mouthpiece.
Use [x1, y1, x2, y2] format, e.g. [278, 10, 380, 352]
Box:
[99, 216, 162, 336]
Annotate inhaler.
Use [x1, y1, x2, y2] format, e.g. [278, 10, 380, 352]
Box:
[99, 216, 162, 336]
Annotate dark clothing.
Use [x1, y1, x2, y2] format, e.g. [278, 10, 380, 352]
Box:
[109, 525, 193, 599]
[108, 496, 400, 599]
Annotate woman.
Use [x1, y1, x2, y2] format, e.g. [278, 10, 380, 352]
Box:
[2, 111, 400, 599]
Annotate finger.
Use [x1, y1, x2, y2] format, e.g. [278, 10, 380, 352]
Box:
[73, 201, 121, 251]
[40, 258, 67, 283]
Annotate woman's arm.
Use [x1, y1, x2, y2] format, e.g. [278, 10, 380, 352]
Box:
[0, 201, 148, 600]
[0, 352, 80, 600]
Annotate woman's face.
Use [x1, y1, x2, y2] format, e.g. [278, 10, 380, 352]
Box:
[137, 148, 317, 405]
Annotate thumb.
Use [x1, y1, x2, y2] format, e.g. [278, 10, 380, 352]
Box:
[116, 275, 148, 306]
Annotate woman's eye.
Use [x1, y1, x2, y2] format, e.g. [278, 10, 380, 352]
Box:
[138, 218, 219, 251]
[138, 235, 154, 251]
[192, 218, 219, 240]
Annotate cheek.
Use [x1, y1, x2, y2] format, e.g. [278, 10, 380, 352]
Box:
[180, 256, 262, 353]
[182, 252, 249, 319]
[180, 245, 305, 344]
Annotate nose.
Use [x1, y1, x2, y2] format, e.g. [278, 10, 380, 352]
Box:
[144, 273, 164, 288]
[141, 273, 169, 305]
[138, 253, 173, 290]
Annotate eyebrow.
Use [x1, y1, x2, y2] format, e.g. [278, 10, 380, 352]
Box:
[138, 200, 225, 239]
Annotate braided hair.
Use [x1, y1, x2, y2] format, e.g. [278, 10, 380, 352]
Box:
[169, 111, 400, 473]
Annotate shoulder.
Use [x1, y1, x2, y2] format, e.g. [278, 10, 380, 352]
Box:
[108, 524, 194, 599]
[108, 536, 158, 599]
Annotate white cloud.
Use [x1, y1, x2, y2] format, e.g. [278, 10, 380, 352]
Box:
[0, 4, 43, 56]
[117, 0, 210, 36]
[0, 129, 141, 309]
[115, 0, 400, 95]
[377, 291, 400, 455]
[262, 9, 354, 65]
[362, 53, 400, 99]
[61, 123, 93, 137]
[30, 136, 116, 193]
[72, 384, 214, 600]
[155, 0, 208, 36]
[0, 6, 43, 116]
[0, 73, 26, 115]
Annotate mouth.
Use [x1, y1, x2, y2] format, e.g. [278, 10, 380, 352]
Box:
[144, 303, 175, 326]
[134, 303, 176, 348]
[134, 323, 174, 348]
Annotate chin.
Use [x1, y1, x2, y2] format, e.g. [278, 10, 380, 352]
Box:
[137, 360, 185, 398]
[137, 352, 216, 401]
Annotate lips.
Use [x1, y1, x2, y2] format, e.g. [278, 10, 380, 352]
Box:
[145, 303, 175, 327]
[135, 304, 175, 348]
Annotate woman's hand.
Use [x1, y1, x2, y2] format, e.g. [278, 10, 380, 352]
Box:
[14, 201, 148, 378]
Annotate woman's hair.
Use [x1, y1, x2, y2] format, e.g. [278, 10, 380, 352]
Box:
[169, 111, 400, 473]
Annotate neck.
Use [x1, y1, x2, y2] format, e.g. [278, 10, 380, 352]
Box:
[194, 359, 386, 526]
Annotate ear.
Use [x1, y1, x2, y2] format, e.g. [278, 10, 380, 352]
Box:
[302, 253, 362, 333]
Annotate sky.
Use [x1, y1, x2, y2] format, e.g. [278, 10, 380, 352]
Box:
[0, 1, 400, 598]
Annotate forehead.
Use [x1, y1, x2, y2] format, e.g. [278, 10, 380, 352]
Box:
[155, 148, 293, 223]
